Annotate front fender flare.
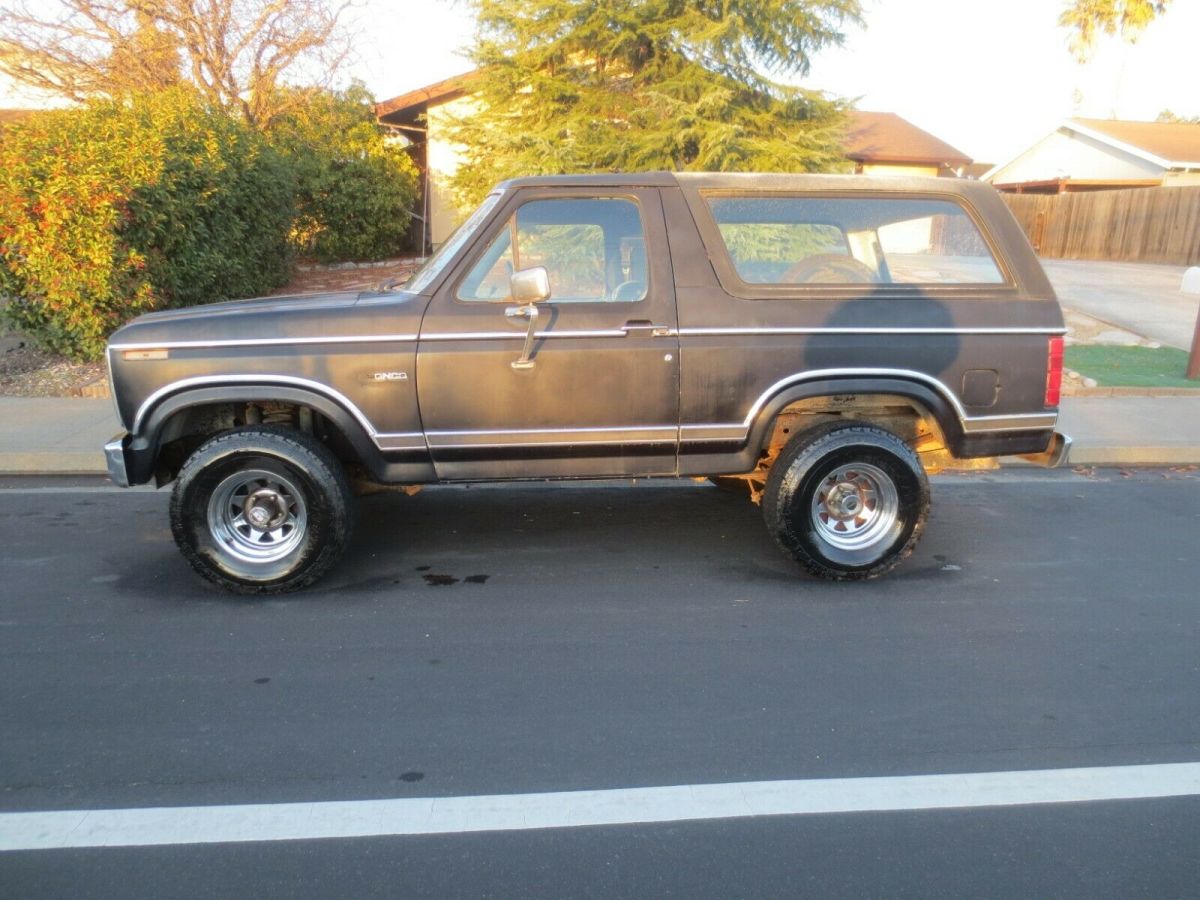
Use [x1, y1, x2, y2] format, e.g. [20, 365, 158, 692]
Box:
[126, 381, 387, 484]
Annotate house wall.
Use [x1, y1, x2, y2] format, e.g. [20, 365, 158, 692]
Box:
[424, 96, 478, 246]
[988, 128, 1164, 186]
[859, 163, 940, 178]
[1164, 171, 1200, 187]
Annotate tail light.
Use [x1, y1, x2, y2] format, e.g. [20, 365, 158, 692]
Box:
[1045, 336, 1064, 407]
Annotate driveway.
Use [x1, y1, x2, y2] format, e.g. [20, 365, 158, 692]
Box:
[1042, 258, 1199, 350]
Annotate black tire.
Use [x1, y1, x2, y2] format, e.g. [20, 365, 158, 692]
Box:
[169, 426, 354, 594]
[763, 422, 929, 580]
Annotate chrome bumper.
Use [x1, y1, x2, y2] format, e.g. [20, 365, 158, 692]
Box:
[1018, 432, 1072, 468]
[104, 433, 131, 487]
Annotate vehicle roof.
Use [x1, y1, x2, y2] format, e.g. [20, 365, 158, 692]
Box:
[494, 171, 996, 197]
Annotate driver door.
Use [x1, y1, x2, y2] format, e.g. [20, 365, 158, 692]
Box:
[416, 187, 680, 481]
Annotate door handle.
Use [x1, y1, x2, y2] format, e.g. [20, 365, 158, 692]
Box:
[621, 321, 672, 337]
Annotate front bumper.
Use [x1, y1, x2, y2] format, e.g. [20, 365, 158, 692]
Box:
[1018, 431, 1072, 468]
[104, 433, 132, 487]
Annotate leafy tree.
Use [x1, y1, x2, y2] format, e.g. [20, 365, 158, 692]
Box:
[1059, 0, 1172, 61]
[448, 0, 862, 206]
[0, 0, 352, 127]
[267, 83, 421, 262]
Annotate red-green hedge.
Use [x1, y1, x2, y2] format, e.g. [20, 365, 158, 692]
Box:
[0, 90, 295, 360]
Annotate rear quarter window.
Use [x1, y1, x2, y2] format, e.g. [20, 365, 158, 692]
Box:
[705, 195, 1006, 287]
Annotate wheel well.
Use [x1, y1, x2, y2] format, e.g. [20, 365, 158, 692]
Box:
[152, 401, 358, 485]
[764, 394, 947, 458]
[718, 393, 969, 504]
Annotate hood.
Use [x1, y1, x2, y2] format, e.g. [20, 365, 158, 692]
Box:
[108, 288, 425, 349]
[130, 291, 363, 324]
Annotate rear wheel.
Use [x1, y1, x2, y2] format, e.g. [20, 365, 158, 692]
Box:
[763, 422, 929, 580]
[169, 426, 353, 594]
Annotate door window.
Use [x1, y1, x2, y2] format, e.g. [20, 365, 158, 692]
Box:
[458, 198, 648, 303]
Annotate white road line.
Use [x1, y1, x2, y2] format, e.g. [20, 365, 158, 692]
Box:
[2, 762, 1199, 851]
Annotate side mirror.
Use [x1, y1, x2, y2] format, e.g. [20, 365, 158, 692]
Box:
[506, 267, 550, 370]
[510, 266, 551, 305]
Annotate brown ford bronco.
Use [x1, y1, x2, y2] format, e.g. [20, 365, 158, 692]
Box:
[104, 173, 1070, 593]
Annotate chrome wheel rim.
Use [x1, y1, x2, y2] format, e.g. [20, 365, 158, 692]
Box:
[206, 468, 307, 570]
[810, 462, 899, 551]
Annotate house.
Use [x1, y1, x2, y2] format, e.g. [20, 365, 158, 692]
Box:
[376, 72, 481, 250]
[985, 118, 1200, 194]
[843, 110, 972, 178]
[377, 75, 972, 250]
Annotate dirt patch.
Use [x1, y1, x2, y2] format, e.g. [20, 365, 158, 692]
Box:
[0, 338, 105, 398]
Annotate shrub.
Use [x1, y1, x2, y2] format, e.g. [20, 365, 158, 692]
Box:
[0, 89, 295, 360]
[268, 83, 420, 263]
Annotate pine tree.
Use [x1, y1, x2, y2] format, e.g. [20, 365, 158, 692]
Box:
[448, 0, 863, 205]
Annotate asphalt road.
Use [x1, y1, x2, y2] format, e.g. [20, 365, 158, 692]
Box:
[1, 470, 1198, 898]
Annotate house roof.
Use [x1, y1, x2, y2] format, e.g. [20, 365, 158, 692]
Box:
[844, 111, 972, 167]
[376, 78, 973, 169]
[376, 71, 481, 123]
[1067, 117, 1200, 167]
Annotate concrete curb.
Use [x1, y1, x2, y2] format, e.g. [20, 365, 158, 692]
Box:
[0, 453, 108, 475]
[1063, 447, 1200, 467]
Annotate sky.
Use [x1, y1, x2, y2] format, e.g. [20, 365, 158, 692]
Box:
[4, 0, 1198, 166]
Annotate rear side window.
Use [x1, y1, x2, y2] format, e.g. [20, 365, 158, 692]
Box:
[705, 196, 1005, 286]
[458, 197, 648, 303]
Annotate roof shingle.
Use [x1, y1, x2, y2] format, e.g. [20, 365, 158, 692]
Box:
[844, 111, 972, 167]
[1069, 118, 1200, 165]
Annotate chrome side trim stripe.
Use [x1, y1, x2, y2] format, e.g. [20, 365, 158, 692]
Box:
[426, 426, 679, 449]
[111, 334, 419, 351]
[374, 432, 428, 452]
[960, 413, 1059, 432]
[428, 425, 678, 437]
[110, 326, 1065, 353]
[418, 329, 628, 341]
[678, 326, 1067, 337]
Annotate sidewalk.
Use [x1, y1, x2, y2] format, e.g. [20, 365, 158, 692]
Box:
[2, 395, 1199, 477]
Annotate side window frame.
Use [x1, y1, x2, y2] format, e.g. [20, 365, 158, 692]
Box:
[451, 192, 652, 306]
[688, 189, 1018, 300]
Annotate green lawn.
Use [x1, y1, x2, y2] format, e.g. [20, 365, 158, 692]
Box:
[1065, 345, 1200, 389]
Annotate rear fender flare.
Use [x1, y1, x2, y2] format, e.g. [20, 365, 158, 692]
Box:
[748, 376, 965, 458]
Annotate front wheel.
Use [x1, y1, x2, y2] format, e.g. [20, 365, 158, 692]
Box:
[169, 426, 354, 594]
[763, 422, 929, 580]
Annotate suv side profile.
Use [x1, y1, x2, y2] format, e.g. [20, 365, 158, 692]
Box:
[104, 173, 1069, 593]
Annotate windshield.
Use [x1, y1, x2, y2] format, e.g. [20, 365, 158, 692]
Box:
[404, 192, 503, 294]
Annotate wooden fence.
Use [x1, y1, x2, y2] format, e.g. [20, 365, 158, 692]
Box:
[1001, 185, 1200, 266]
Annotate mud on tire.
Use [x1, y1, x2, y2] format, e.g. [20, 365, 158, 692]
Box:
[169, 426, 353, 594]
[763, 422, 930, 580]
